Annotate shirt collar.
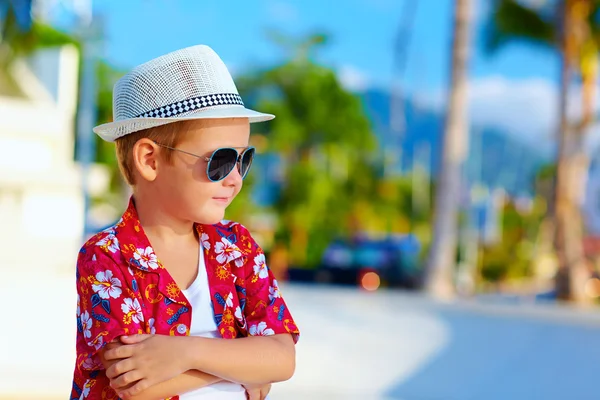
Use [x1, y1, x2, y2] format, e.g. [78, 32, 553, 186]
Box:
[114, 196, 249, 273]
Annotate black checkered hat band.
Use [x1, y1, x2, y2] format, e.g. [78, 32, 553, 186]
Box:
[136, 93, 244, 118]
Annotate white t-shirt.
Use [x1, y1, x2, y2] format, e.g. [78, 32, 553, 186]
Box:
[178, 247, 246, 400]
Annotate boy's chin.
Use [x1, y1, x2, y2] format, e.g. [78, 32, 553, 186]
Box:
[195, 210, 226, 225]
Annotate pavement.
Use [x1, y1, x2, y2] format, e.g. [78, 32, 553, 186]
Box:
[2, 271, 600, 400]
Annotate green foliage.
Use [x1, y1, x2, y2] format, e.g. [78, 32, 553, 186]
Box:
[479, 196, 547, 283]
[486, 0, 600, 54]
[485, 0, 556, 54]
[237, 35, 397, 267]
[536, 163, 557, 181]
[239, 50, 435, 267]
[224, 171, 260, 225]
[0, 9, 80, 68]
[0, 6, 81, 96]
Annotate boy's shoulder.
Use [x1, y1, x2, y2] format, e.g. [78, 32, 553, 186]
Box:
[77, 221, 125, 268]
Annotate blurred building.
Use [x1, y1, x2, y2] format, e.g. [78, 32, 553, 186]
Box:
[0, 45, 108, 274]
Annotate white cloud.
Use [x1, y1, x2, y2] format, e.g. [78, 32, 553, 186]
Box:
[470, 76, 557, 139]
[338, 65, 370, 92]
[418, 76, 600, 154]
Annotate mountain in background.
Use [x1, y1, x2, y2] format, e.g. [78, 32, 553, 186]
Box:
[250, 88, 550, 206]
[360, 89, 550, 196]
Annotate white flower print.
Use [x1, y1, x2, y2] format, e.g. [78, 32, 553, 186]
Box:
[81, 379, 93, 398]
[86, 332, 107, 350]
[91, 270, 122, 299]
[253, 253, 268, 279]
[77, 294, 81, 317]
[148, 318, 156, 334]
[220, 220, 238, 228]
[234, 258, 245, 268]
[249, 321, 275, 336]
[225, 292, 234, 307]
[96, 234, 119, 254]
[133, 246, 159, 270]
[234, 306, 246, 328]
[215, 238, 242, 264]
[82, 356, 103, 371]
[201, 233, 211, 251]
[121, 297, 144, 324]
[91, 335, 104, 351]
[81, 311, 93, 339]
[269, 279, 281, 302]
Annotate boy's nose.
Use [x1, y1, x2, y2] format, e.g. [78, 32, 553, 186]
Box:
[222, 164, 243, 186]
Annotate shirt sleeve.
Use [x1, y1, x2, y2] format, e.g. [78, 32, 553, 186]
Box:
[75, 244, 145, 365]
[240, 228, 300, 343]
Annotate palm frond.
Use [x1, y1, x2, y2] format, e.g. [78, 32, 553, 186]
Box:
[484, 0, 557, 55]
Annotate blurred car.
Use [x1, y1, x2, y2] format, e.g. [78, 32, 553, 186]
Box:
[290, 234, 421, 290]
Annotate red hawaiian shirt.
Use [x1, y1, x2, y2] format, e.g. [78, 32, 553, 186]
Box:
[70, 198, 299, 400]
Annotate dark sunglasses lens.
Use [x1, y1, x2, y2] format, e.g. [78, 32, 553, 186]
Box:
[240, 148, 255, 178]
[207, 148, 238, 181]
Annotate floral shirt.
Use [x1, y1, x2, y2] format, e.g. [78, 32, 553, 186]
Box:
[70, 198, 299, 400]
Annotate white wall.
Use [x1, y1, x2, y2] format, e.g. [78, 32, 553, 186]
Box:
[0, 45, 107, 275]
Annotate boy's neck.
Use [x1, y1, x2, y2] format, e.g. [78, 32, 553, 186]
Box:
[132, 191, 197, 246]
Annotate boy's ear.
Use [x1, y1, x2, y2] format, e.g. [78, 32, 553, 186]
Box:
[132, 139, 160, 182]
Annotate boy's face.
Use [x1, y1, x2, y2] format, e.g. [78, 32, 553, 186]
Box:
[140, 118, 251, 225]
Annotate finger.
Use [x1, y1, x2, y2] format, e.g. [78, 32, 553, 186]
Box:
[110, 370, 145, 391]
[261, 384, 272, 400]
[120, 334, 151, 344]
[246, 389, 260, 400]
[119, 378, 151, 399]
[104, 343, 135, 361]
[106, 359, 135, 380]
[104, 341, 121, 352]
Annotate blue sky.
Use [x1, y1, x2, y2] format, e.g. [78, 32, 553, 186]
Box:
[42, 0, 584, 148]
[82, 0, 558, 89]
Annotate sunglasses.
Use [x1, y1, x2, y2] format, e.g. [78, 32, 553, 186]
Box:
[154, 142, 255, 182]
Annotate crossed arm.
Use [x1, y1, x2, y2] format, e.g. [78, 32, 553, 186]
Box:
[99, 333, 295, 400]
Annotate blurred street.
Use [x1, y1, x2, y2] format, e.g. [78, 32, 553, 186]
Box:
[2, 270, 600, 400]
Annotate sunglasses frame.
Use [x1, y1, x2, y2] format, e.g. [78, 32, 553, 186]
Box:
[153, 142, 255, 182]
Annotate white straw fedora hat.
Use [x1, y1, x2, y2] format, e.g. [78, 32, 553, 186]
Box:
[93, 44, 274, 142]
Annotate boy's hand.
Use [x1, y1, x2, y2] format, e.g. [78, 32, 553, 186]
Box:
[244, 383, 271, 400]
[103, 334, 189, 398]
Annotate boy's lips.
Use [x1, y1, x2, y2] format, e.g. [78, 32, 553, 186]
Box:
[213, 196, 232, 203]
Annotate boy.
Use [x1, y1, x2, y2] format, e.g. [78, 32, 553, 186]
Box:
[70, 45, 299, 400]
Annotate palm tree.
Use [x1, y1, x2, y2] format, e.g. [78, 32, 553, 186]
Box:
[0, 2, 78, 69]
[487, 0, 600, 302]
[424, 0, 473, 298]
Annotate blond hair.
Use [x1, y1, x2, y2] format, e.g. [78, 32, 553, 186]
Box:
[115, 121, 192, 185]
